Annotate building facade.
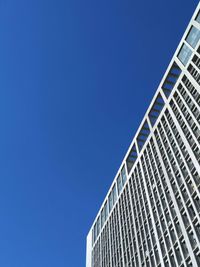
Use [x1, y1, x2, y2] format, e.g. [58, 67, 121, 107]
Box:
[86, 2, 200, 267]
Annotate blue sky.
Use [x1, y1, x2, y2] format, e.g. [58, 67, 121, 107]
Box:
[0, 0, 198, 266]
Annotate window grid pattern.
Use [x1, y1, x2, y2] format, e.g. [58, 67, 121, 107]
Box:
[109, 205, 123, 267]
[100, 222, 111, 267]
[91, 73, 200, 267]
[155, 118, 200, 264]
[88, 5, 200, 267]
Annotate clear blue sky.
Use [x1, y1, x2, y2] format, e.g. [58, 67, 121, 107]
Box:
[0, 0, 198, 266]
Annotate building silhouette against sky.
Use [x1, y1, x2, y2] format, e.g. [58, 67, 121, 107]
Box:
[86, 2, 200, 267]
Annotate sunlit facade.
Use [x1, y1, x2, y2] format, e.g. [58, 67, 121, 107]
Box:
[86, 2, 200, 267]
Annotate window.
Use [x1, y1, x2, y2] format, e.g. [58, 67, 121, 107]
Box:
[92, 228, 94, 245]
[126, 143, 137, 173]
[186, 26, 200, 48]
[104, 201, 108, 220]
[121, 165, 127, 185]
[112, 184, 117, 205]
[178, 44, 192, 65]
[97, 216, 100, 236]
[101, 208, 105, 227]
[117, 174, 123, 194]
[108, 191, 113, 212]
[94, 223, 97, 242]
[162, 62, 181, 97]
[108, 185, 117, 212]
[196, 11, 200, 23]
[117, 165, 127, 194]
[137, 120, 151, 150]
[148, 95, 164, 126]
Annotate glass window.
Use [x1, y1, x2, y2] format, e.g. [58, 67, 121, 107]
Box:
[108, 192, 113, 212]
[117, 174, 122, 194]
[101, 208, 105, 227]
[92, 228, 94, 245]
[97, 216, 100, 236]
[196, 11, 200, 24]
[186, 26, 200, 48]
[178, 44, 192, 65]
[112, 184, 117, 205]
[104, 201, 108, 220]
[101, 201, 108, 227]
[121, 165, 127, 185]
[94, 223, 97, 242]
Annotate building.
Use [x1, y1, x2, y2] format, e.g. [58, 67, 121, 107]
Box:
[86, 2, 200, 267]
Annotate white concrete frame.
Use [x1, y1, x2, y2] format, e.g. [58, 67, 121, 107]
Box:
[86, 2, 200, 267]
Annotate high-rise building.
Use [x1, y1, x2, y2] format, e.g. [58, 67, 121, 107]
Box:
[86, 2, 200, 267]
